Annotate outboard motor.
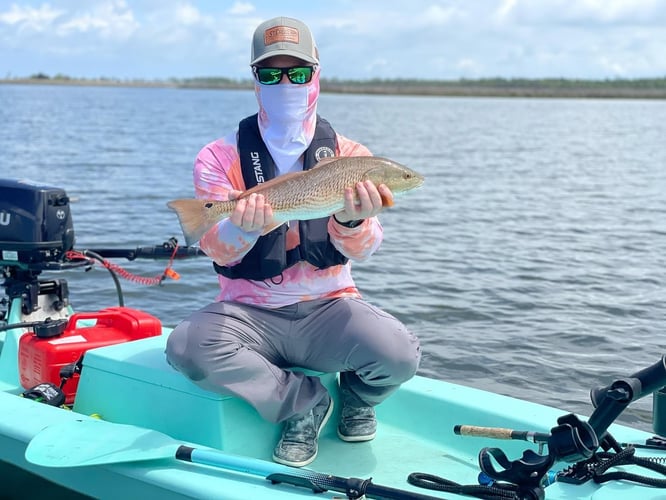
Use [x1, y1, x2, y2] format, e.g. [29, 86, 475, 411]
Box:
[0, 179, 80, 322]
[0, 179, 163, 405]
[0, 178, 75, 267]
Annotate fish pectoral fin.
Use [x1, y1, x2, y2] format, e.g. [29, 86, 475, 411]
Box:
[380, 192, 394, 207]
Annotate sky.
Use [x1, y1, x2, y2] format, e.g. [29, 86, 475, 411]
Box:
[1, 0, 665, 81]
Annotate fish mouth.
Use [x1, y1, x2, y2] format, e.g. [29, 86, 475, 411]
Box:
[393, 177, 424, 197]
[407, 174, 425, 190]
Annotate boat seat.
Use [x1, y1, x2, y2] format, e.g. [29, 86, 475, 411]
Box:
[73, 334, 338, 459]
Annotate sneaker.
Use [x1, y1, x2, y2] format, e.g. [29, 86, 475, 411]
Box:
[272, 393, 333, 467]
[337, 390, 377, 442]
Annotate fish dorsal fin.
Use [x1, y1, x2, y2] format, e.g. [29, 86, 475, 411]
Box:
[239, 170, 305, 198]
[238, 158, 338, 198]
[311, 157, 338, 168]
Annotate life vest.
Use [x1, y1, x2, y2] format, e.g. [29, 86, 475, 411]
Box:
[213, 114, 349, 281]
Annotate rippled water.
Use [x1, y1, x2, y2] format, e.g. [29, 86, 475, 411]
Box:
[1, 84, 665, 431]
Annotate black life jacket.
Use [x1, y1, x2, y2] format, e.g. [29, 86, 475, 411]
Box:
[213, 114, 349, 281]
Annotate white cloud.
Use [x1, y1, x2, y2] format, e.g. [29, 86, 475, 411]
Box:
[136, 3, 218, 47]
[496, 0, 665, 25]
[56, 1, 138, 39]
[228, 2, 255, 16]
[0, 3, 63, 31]
[174, 4, 211, 27]
[420, 5, 461, 25]
[0, 0, 664, 80]
[456, 58, 482, 76]
[598, 56, 628, 76]
[571, 0, 663, 23]
[496, 0, 518, 21]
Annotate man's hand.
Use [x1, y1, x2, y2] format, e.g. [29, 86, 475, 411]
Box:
[334, 180, 393, 224]
[228, 190, 275, 232]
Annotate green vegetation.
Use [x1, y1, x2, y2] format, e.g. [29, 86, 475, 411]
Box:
[319, 76, 666, 98]
[2, 73, 665, 99]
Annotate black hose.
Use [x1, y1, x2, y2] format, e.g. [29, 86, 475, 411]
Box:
[0, 321, 40, 333]
[82, 250, 124, 306]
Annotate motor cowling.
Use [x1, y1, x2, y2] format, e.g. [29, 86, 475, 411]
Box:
[0, 178, 75, 267]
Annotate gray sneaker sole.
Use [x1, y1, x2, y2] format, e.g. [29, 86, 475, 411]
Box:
[337, 428, 376, 442]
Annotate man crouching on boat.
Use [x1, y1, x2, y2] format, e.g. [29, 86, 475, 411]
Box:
[166, 16, 421, 468]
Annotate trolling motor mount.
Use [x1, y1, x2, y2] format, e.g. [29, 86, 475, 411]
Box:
[479, 356, 666, 494]
[478, 413, 598, 499]
[479, 447, 552, 500]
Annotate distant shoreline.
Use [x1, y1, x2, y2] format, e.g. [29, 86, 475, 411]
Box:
[2, 76, 666, 99]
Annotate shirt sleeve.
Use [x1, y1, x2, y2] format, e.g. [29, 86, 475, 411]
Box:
[194, 133, 262, 266]
[327, 133, 384, 261]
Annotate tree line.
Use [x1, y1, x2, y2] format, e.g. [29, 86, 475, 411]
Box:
[5, 73, 666, 99]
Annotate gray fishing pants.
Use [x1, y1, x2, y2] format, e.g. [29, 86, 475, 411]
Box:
[165, 297, 421, 423]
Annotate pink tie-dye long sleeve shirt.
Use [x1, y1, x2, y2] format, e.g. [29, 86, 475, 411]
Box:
[194, 129, 383, 308]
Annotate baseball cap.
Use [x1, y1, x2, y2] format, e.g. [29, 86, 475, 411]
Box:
[250, 17, 319, 66]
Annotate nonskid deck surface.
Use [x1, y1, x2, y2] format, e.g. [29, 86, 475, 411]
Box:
[306, 423, 479, 495]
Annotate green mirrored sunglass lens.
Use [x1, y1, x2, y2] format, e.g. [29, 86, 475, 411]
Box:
[256, 66, 313, 84]
[257, 69, 281, 84]
[287, 68, 310, 83]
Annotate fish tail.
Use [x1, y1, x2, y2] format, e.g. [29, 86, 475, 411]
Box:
[167, 199, 228, 246]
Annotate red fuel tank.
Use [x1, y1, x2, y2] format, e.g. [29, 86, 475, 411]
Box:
[19, 307, 162, 404]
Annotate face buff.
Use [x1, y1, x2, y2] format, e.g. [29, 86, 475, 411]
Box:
[255, 68, 320, 174]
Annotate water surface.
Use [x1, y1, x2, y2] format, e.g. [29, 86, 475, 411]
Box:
[1, 83, 665, 432]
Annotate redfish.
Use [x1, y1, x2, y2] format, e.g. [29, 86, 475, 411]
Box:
[167, 156, 424, 245]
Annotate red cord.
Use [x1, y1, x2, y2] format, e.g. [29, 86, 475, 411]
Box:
[65, 248, 181, 286]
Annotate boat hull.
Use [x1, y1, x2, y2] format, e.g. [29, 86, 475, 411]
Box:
[0, 344, 662, 499]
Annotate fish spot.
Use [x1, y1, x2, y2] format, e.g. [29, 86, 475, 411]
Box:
[205, 202, 213, 208]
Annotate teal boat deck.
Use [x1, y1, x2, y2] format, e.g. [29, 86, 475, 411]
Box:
[1, 328, 665, 499]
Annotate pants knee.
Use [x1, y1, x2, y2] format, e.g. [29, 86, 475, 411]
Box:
[386, 327, 422, 383]
[165, 321, 207, 382]
[357, 332, 421, 387]
[390, 344, 421, 383]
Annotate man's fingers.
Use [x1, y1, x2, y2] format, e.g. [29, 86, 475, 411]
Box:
[228, 189, 243, 201]
[364, 180, 383, 209]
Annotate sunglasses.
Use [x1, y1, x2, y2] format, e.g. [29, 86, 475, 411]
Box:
[253, 66, 316, 85]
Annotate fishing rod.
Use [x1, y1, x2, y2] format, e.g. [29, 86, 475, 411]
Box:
[453, 356, 666, 461]
[453, 425, 550, 444]
[408, 356, 666, 500]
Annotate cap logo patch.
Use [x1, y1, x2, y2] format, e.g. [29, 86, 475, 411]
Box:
[264, 26, 299, 45]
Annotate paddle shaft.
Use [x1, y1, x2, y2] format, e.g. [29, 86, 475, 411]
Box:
[177, 446, 446, 500]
